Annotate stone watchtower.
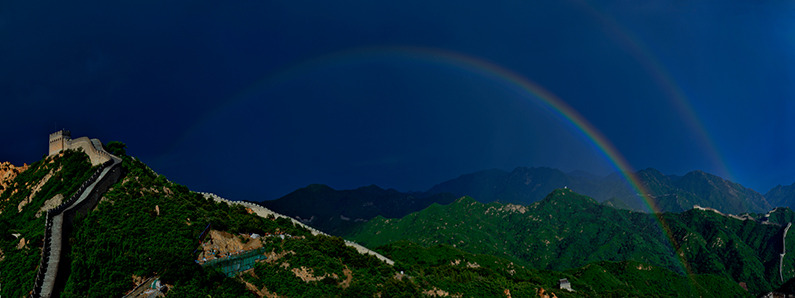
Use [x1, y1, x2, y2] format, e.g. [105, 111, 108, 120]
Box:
[48, 130, 71, 156]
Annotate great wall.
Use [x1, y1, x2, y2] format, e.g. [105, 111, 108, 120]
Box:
[197, 192, 394, 265]
[693, 205, 775, 224]
[32, 131, 123, 297]
[30, 130, 391, 297]
[782, 223, 792, 282]
[693, 204, 795, 284]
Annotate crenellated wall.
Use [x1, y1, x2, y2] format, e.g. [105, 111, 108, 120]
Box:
[62, 137, 111, 166]
[31, 134, 122, 298]
[48, 130, 112, 166]
[48, 131, 69, 156]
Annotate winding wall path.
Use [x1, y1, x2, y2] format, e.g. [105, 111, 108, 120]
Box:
[198, 192, 395, 265]
[782, 223, 792, 282]
[31, 139, 122, 298]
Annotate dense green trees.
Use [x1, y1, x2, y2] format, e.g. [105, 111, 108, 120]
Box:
[0, 150, 96, 297]
[62, 151, 309, 296]
[374, 241, 747, 297]
[348, 189, 791, 295]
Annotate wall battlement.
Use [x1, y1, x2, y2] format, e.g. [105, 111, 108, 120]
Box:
[48, 130, 71, 156]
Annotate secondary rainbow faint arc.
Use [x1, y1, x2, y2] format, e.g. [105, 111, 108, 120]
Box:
[569, 0, 733, 181]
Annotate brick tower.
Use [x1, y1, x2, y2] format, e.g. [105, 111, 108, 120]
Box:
[48, 130, 71, 156]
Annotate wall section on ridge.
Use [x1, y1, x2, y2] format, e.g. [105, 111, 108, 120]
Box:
[32, 134, 122, 298]
[199, 192, 395, 265]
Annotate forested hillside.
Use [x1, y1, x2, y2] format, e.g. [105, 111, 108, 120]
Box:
[0, 145, 415, 297]
[0, 150, 97, 296]
[5, 144, 739, 297]
[347, 189, 795, 295]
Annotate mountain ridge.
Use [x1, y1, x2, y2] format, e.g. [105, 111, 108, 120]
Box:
[424, 166, 772, 214]
[346, 188, 795, 295]
[260, 166, 776, 238]
[0, 138, 758, 296]
[259, 183, 457, 235]
[767, 183, 795, 210]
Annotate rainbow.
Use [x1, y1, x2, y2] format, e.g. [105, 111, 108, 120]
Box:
[372, 47, 692, 275]
[177, 46, 691, 274]
[218, 45, 656, 204]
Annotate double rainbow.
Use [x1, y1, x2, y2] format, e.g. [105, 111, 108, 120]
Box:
[190, 45, 694, 274]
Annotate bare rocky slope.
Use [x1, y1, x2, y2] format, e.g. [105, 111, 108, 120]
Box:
[0, 161, 29, 196]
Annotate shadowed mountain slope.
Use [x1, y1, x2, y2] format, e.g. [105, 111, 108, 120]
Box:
[767, 182, 795, 209]
[259, 184, 456, 235]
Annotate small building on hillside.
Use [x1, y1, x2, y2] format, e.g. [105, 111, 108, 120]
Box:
[559, 278, 574, 292]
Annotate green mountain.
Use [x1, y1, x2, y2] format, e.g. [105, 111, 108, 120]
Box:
[0, 144, 420, 297]
[259, 184, 456, 235]
[346, 189, 795, 295]
[425, 167, 771, 214]
[376, 241, 747, 297]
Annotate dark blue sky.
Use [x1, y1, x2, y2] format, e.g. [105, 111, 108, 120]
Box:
[1, 0, 793, 200]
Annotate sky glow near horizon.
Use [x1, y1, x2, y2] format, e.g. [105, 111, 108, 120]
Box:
[1, 0, 793, 200]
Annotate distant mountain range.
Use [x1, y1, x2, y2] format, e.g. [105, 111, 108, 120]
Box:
[427, 167, 772, 214]
[260, 167, 780, 236]
[258, 184, 456, 235]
